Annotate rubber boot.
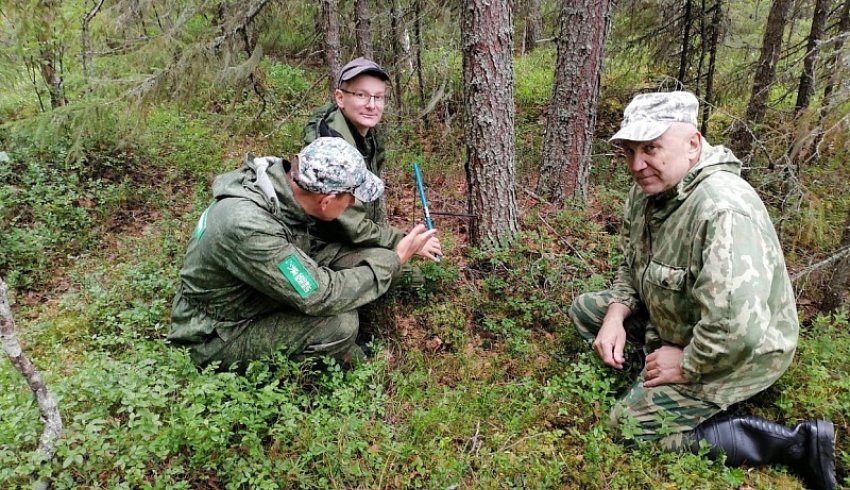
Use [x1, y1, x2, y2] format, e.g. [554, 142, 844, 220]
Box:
[686, 415, 836, 490]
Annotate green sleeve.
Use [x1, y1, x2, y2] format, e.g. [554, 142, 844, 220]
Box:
[680, 210, 772, 382]
[314, 201, 405, 249]
[221, 225, 401, 317]
[608, 191, 642, 312]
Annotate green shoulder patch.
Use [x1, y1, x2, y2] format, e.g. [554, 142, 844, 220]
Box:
[278, 255, 319, 299]
[194, 204, 214, 240]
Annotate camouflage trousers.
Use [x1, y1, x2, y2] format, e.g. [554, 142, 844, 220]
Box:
[569, 290, 722, 450]
[199, 244, 396, 371]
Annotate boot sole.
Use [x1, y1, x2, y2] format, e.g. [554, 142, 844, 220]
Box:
[811, 420, 836, 490]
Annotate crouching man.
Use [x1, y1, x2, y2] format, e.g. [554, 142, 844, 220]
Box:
[169, 137, 439, 370]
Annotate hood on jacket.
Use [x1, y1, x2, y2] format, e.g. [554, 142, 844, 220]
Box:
[211, 153, 309, 224]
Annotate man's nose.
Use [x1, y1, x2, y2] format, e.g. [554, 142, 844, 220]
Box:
[630, 154, 647, 172]
[365, 96, 377, 108]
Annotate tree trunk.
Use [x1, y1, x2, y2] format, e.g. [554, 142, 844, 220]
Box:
[81, 0, 105, 91]
[822, 209, 850, 311]
[36, 0, 68, 108]
[524, 0, 543, 54]
[678, 0, 694, 85]
[414, 0, 426, 111]
[701, 0, 724, 136]
[694, 0, 708, 98]
[1, 278, 63, 489]
[795, 0, 830, 113]
[389, 0, 405, 115]
[536, 0, 614, 203]
[809, 0, 850, 157]
[355, 0, 374, 59]
[462, 0, 519, 248]
[733, 0, 794, 158]
[320, 0, 341, 96]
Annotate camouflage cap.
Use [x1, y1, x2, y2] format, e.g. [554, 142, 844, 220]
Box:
[294, 137, 384, 202]
[337, 57, 390, 88]
[610, 91, 699, 144]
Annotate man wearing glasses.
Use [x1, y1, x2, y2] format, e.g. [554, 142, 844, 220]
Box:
[304, 58, 441, 282]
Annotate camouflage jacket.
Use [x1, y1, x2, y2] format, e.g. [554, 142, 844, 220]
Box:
[304, 103, 403, 249]
[168, 154, 402, 350]
[609, 142, 799, 407]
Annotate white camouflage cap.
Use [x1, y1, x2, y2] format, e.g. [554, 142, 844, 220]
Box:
[610, 91, 699, 144]
[294, 137, 384, 202]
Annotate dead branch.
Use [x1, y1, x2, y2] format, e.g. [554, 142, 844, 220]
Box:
[0, 278, 63, 489]
[791, 245, 850, 283]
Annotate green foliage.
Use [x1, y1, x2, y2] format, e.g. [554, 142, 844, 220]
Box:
[0, 115, 147, 290]
[514, 48, 556, 107]
[2, 2, 849, 488]
[141, 107, 225, 176]
[263, 61, 310, 101]
[258, 2, 320, 57]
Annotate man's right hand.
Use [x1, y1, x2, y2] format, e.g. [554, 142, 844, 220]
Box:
[593, 303, 630, 370]
[395, 224, 438, 265]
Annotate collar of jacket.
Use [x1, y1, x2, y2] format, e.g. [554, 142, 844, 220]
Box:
[322, 105, 376, 156]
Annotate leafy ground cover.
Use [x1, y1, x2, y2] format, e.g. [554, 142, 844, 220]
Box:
[1, 53, 848, 488]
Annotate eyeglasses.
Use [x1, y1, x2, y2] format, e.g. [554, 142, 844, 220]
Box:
[339, 89, 388, 105]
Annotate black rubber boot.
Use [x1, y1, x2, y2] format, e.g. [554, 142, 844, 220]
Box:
[686, 415, 836, 490]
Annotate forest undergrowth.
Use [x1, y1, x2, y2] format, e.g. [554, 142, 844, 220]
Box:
[1, 33, 849, 490]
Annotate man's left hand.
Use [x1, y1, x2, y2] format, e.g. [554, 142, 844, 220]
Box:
[643, 345, 688, 387]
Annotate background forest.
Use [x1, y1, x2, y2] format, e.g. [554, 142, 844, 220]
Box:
[1, 0, 849, 488]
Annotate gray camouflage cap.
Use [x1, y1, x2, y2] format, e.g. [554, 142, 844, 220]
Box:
[337, 57, 390, 88]
[610, 91, 699, 144]
[294, 137, 384, 202]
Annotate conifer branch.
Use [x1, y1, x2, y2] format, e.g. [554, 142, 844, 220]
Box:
[127, 0, 272, 102]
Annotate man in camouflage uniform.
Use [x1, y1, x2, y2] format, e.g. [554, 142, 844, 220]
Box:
[569, 91, 835, 490]
[168, 137, 440, 370]
[303, 58, 439, 271]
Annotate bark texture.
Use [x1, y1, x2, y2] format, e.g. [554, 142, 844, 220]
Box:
[524, 0, 543, 53]
[733, 0, 793, 158]
[795, 0, 830, 113]
[536, 0, 613, 202]
[823, 208, 850, 311]
[462, 0, 519, 248]
[355, 0, 374, 59]
[321, 0, 341, 95]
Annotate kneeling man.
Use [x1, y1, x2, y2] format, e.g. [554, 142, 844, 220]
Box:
[569, 91, 835, 490]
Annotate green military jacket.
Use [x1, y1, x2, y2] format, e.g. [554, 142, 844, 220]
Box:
[168, 154, 402, 354]
[609, 142, 799, 408]
[304, 103, 404, 249]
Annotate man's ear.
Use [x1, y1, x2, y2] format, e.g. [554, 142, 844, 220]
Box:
[318, 194, 332, 212]
[688, 131, 702, 159]
[333, 88, 345, 108]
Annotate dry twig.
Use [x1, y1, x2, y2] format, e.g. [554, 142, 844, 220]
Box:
[0, 278, 63, 490]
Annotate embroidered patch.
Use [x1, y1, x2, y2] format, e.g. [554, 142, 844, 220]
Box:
[278, 255, 318, 298]
[194, 205, 213, 240]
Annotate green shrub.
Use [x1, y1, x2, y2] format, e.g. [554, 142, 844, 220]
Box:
[141, 107, 224, 176]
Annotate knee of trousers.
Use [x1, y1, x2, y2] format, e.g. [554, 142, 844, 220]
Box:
[568, 292, 608, 341]
[329, 310, 360, 344]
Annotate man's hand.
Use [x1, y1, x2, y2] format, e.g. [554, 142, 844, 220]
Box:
[643, 345, 688, 387]
[395, 224, 438, 265]
[415, 234, 442, 262]
[593, 303, 630, 369]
